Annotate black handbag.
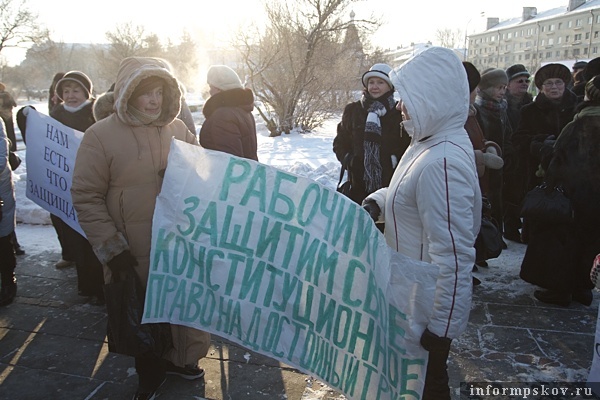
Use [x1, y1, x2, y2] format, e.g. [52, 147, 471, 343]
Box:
[103, 266, 172, 358]
[475, 197, 503, 262]
[520, 183, 573, 224]
[336, 162, 352, 197]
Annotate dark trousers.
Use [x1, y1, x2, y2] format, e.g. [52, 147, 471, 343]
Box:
[422, 346, 451, 400]
[0, 233, 16, 285]
[51, 214, 75, 261]
[51, 214, 103, 297]
[135, 355, 165, 391]
[2, 116, 16, 152]
[71, 230, 104, 298]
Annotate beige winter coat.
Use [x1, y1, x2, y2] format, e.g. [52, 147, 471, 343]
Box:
[71, 57, 209, 366]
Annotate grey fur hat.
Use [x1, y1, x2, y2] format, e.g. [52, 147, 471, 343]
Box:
[478, 68, 508, 90]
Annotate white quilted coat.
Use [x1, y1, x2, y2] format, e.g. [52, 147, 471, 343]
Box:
[367, 47, 482, 339]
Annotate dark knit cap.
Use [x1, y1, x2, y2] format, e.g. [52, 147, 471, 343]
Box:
[56, 71, 93, 100]
[478, 68, 508, 90]
[584, 57, 600, 81]
[585, 76, 600, 101]
[506, 64, 530, 81]
[573, 60, 588, 70]
[534, 63, 571, 90]
[462, 62, 480, 93]
[130, 76, 165, 100]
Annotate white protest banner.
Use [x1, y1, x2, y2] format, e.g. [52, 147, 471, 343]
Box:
[144, 139, 438, 400]
[25, 108, 85, 236]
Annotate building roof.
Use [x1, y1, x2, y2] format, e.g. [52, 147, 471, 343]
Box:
[478, 0, 600, 34]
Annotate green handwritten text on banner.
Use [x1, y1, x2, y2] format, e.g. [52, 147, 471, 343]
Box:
[145, 140, 438, 400]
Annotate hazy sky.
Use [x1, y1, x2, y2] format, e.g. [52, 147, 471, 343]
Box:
[4, 0, 570, 65]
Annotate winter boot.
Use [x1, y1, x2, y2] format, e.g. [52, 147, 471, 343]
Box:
[0, 273, 17, 306]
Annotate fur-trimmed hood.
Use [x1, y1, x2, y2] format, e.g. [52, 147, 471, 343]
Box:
[113, 57, 183, 127]
[202, 88, 254, 118]
[92, 91, 114, 121]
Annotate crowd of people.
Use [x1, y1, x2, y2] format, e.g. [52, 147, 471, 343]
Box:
[0, 57, 257, 400]
[0, 48, 599, 399]
[336, 52, 600, 399]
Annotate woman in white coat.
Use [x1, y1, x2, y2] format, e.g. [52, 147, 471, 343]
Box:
[363, 47, 481, 399]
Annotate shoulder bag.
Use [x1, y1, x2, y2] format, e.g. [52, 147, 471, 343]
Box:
[520, 183, 573, 224]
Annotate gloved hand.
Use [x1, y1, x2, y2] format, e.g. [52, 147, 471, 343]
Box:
[420, 328, 452, 353]
[107, 250, 138, 274]
[362, 198, 381, 222]
[482, 152, 504, 170]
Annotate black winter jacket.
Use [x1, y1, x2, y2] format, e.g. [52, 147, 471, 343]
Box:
[200, 88, 258, 161]
[50, 101, 96, 132]
[333, 98, 410, 204]
[512, 90, 577, 191]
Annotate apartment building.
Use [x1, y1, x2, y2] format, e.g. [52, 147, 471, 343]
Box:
[468, 0, 600, 73]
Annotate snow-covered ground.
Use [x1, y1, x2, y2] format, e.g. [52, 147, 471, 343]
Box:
[11, 99, 342, 242]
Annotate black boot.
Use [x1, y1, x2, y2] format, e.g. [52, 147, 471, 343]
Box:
[534, 289, 571, 307]
[572, 289, 593, 306]
[0, 274, 17, 306]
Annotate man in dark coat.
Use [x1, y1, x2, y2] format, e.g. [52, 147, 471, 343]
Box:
[200, 65, 257, 161]
[503, 64, 533, 242]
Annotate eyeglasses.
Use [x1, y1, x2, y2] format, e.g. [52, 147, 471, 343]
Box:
[543, 80, 565, 88]
[515, 79, 530, 84]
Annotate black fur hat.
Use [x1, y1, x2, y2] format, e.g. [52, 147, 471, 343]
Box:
[584, 57, 600, 81]
[585, 76, 600, 101]
[506, 64, 530, 81]
[462, 62, 480, 93]
[534, 63, 571, 90]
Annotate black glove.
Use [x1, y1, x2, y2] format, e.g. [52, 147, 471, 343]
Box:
[16, 106, 35, 145]
[107, 250, 138, 274]
[362, 198, 381, 222]
[420, 328, 452, 353]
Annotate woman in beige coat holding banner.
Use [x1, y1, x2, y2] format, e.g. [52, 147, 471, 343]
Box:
[71, 56, 210, 400]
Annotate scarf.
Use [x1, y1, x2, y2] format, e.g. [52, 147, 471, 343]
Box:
[361, 90, 395, 194]
[63, 99, 91, 113]
[475, 93, 508, 114]
[128, 105, 161, 125]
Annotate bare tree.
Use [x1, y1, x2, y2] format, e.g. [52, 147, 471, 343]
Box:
[435, 28, 462, 49]
[0, 0, 47, 56]
[165, 31, 198, 92]
[235, 0, 379, 136]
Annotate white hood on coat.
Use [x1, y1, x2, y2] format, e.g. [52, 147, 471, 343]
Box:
[367, 47, 481, 339]
[390, 47, 470, 142]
